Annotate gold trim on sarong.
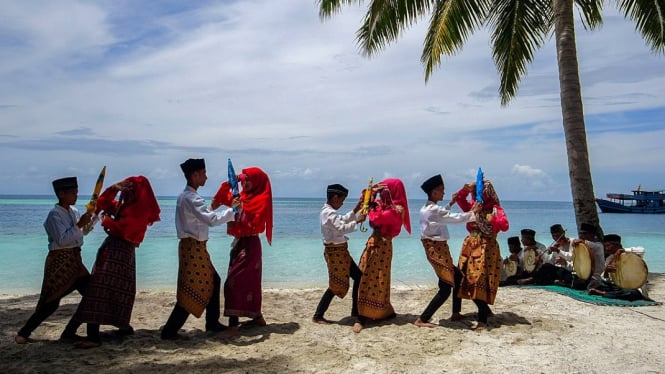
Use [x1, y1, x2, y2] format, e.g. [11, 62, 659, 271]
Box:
[323, 242, 352, 298]
[37, 247, 89, 308]
[176, 238, 216, 318]
[421, 239, 455, 287]
[357, 233, 395, 320]
[457, 234, 502, 305]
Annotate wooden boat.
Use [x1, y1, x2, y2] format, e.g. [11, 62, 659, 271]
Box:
[595, 187, 665, 214]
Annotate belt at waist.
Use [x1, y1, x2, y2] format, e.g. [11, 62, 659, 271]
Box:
[50, 246, 82, 252]
[180, 237, 207, 244]
[421, 238, 448, 243]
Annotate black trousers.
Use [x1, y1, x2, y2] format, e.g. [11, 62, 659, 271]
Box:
[420, 267, 463, 322]
[532, 263, 574, 285]
[313, 260, 362, 319]
[472, 299, 492, 323]
[18, 274, 89, 338]
[161, 272, 222, 338]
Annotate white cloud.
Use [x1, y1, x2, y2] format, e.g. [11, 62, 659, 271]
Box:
[0, 0, 663, 200]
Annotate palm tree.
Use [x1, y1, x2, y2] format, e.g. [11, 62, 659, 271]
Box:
[318, 0, 664, 232]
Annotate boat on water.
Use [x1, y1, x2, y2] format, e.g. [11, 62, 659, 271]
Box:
[595, 187, 665, 214]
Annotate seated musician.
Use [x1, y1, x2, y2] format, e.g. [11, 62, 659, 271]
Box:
[516, 224, 575, 286]
[520, 228, 547, 272]
[499, 236, 525, 286]
[587, 234, 648, 301]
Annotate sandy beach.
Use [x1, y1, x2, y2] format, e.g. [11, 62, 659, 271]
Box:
[2, 274, 664, 374]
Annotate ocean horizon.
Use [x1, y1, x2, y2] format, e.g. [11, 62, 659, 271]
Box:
[2, 195, 664, 295]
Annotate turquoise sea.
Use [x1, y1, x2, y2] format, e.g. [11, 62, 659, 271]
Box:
[1, 196, 664, 295]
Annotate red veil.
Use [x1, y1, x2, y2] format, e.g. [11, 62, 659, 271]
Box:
[214, 166, 273, 245]
[367, 178, 411, 237]
[97, 175, 161, 246]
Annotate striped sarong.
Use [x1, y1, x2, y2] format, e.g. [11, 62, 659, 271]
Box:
[37, 247, 89, 308]
[74, 236, 136, 327]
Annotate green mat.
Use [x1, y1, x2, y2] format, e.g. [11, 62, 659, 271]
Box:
[526, 285, 661, 307]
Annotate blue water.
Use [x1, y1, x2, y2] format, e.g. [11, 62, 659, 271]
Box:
[1, 196, 664, 294]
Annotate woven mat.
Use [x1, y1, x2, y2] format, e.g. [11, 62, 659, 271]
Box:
[526, 285, 660, 307]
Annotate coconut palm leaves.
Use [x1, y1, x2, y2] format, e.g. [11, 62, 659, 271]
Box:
[318, 0, 664, 228]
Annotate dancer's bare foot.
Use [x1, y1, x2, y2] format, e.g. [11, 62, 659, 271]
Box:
[242, 316, 267, 327]
[312, 317, 333, 324]
[216, 326, 240, 340]
[414, 317, 438, 328]
[15, 335, 31, 344]
[472, 322, 486, 332]
[352, 322, 363, 333]
[450, 313, 464, 321]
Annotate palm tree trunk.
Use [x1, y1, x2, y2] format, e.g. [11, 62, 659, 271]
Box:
[553, 0, 601, 235]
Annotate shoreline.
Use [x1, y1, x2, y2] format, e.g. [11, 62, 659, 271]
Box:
[3, 272, 664, 299]
[2, 275, 664, 373]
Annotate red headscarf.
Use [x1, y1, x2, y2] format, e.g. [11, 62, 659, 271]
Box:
[376, 178, 411, 234]
[454, 179, 508, 234]
[97, 176, 161, 246]
[214, 167, 273, 244]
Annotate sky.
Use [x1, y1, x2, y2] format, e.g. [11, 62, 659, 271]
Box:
[1, 0, 663, 201]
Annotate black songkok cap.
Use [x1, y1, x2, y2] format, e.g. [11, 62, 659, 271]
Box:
[603, 234, 622, 243]
[579, 223, 596, 234]
[521, 229, 536, 238]
[52, 177, 78, 192]
[550, 224, 565, 234]
[420, 174, 444, 194]
[327, 184, 348, 196]
[507, 236, 521, 246]
[180, 158, 206, 174]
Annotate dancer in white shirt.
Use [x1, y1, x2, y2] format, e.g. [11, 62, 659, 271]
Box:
[313, 184, 366, 324]
[161, 158, 239, 340]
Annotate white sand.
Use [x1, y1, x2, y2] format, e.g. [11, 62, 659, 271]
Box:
[2, 274, 664, 373]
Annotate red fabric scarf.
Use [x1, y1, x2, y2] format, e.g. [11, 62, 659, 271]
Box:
[214, 167, 273, 245]
[98, 176, 161, 245]
[377, 178, 411, 234]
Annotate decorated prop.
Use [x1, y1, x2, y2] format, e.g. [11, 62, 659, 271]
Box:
[86, 166, 106, 213]
[475, 167, 484, 203]
[359, 176, 373, 232]
[228, 158, 240, 213]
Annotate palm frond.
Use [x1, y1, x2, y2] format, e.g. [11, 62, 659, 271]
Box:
[319, 0, 364, 20]
[618, 0, 665, 54]
[357, 0, 435, 56]
[487, 0, 551, 105]
[421, 0, 492, 81]
[574, 0, 604, 30]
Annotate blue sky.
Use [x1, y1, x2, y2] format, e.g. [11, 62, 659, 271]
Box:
[1, 0, 663, 201]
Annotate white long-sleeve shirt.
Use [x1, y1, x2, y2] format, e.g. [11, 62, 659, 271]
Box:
[420, 201, 475, 241]
[175, 186, 235, 241]
[545, 237, 574, 271]
[320, 204, 357, 244]
[44, 204, 84, 251]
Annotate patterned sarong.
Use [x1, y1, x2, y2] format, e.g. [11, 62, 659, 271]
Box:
[421, 239, 455, 287]
[357, 233, 394, 320]
[224, 236, 263, 319]
[457, 232, 502, 305]
[176, 238, 216, 318]
[74, 236, 136, 327]
[323, 243, 353, 298]
[37, 247, 89, 308]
